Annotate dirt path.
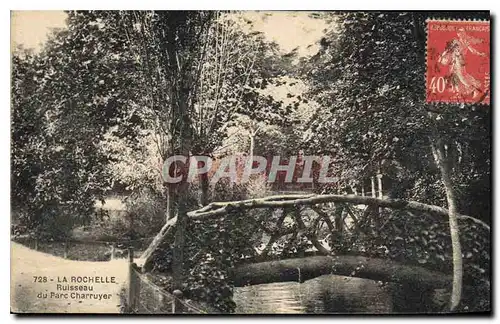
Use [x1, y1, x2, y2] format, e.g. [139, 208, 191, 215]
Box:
[10, 242, 129, 314]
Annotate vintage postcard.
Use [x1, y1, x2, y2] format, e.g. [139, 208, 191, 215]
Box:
[10, 10, 491, 314]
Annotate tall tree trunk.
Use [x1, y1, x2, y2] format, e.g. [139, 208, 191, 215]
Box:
[165, 184, 176, 222]
[410, 13, 463, 310]
[171, 112, 191, 291]
[172, 181, 189, 290]
[431, 139, 462, 311]
[199, 172, 209, 206]
[244, 133, 255, 186]
[165, 140, 178, 222]
[191, 146, 210, 207]
[249, 133, 255, 159]
[333, 203, 344, 250]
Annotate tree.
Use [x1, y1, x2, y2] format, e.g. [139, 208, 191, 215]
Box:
[11, 10, 141, 237]
[118, 11, 218, 289]
[304, 11, 490, 310]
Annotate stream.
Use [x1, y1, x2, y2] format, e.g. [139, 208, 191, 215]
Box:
[234, 274, 444, 314]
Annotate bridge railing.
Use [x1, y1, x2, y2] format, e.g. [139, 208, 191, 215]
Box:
[123, 248, 207, 314]
[140, 193, 489, 272]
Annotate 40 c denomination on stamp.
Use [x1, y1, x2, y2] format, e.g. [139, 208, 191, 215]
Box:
[426, 20, 490, 105]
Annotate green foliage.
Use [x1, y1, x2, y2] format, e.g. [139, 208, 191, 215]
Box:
[11, 10, 490, 313]
[304, 11, 490, 222]
[72, 197, 158, 245]
[11, 10, 149, 237]
[335, 208, 490, 311]
[117, 188, 167, 238]
[152, 209, 260, 312]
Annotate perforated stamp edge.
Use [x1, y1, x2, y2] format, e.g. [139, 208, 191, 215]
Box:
[425, 18, 491, 105]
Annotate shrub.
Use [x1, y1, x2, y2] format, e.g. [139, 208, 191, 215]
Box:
[123, 188, 167, 238]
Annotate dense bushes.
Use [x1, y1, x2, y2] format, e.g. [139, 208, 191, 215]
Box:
[334, 208, 490, 311]
[151, 208, 262, 313]
[124, 188, 168, 238]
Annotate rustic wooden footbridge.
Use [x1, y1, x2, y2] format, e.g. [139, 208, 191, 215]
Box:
[136, 193, 489, 289]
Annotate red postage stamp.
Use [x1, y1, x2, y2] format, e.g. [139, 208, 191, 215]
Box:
[426, 20, 490, 105]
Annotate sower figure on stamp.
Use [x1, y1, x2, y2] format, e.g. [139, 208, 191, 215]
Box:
[438, 27, 487, 99]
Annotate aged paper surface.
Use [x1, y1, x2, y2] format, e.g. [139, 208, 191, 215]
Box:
[11, 11, 491, 314]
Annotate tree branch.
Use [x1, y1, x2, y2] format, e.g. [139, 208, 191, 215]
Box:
[186, 194, 489, 231]
[292, 207, 330, 255]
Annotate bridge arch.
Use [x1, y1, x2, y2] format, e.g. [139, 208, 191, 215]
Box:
[138, 193, 488, 287]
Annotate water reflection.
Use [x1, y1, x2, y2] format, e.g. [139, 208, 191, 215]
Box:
[234, 275, 393, 314]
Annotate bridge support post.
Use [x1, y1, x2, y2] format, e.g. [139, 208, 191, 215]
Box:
[172, 290, 184, 314]
[127, 247, 140, 313]
[377, 171, 383, 199]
